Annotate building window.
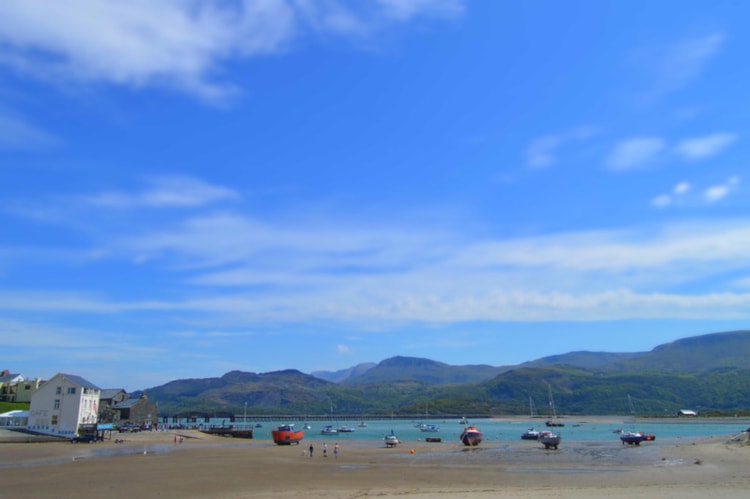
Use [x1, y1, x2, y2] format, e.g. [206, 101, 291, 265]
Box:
[67, 387, 76, 395]
[51, 415, 58, 425]
[56, 387, 62, 395]
[54, 399, 60, 409]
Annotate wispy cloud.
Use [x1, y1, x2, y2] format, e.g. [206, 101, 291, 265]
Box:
[674, 132, 736, 161]
[705, 176, 741, 203]
[606, 137, 665, 170]
[0, 0, 465, 102]
[5, 212, 750, 323]
[0, 114, 60, 149]
[628, 32, 724, 102]
[524, 127, 597, 169]
[83, 175, 240, 208]
[377, 0, 465, 21]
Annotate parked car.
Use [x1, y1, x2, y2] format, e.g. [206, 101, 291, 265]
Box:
[71, 434, 97, 444]
[118, 423, 141, 433]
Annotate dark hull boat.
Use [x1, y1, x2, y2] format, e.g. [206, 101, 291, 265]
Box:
[539, 430, 561, 450]
[460, 425, 483, 446]
[620, 431, 646, 445]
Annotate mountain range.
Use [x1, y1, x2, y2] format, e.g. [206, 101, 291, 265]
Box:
[140, 330, 750, 416]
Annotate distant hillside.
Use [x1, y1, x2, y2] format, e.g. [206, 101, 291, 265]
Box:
[521, 351, 641, 370]
[139, 330, 750, 416]
[341, 356, 508, 385]
[142, 369, 335, 414]
[614, 330, 750, 372]
[311, 362, 376, 383]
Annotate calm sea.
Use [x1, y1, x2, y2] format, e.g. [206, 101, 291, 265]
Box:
[170, 416, 750, 444]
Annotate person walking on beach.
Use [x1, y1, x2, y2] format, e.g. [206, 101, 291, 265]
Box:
[309, 444, 314, 458]
[323, 443, 328, 458]
[334, 443, 339, 459]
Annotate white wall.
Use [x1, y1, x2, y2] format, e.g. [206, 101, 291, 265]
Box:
[27, 374, 101, 437]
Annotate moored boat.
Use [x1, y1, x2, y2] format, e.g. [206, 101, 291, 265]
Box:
[521, 427, 541, 440]
[321, 425, 338, 435]
[384, 431, 399, 448]
[337, 425, 355, 433]
[272, 424, 304, 445]
[539, 430, 561, 450]
[620, 431, 646, 445]
[420, 424, 440, 432]
[460, 424, 483, 446]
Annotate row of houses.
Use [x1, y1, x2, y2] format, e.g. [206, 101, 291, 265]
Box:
[0, 370, 44, 403]
[1, 371, 158, 437]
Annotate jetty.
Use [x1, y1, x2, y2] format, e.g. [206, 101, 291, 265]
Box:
[200, 427, 253, 439]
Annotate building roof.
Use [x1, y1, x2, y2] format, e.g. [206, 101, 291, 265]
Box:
[0, 410, 29, 418]
[0, 373, 23, 383]
[100, 388, 127, 400]
[49, 373, 101, 391]
[113, 398, 142, 409]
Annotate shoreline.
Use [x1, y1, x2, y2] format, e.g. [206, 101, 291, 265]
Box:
[2, 429, 749, 498]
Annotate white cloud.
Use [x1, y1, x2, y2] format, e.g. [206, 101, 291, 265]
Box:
[606, 137, 665, 170]
[705, 176, 740, 203]
[0, 0, 465, 101]
[674, 133, 736, 161]
[83, 175, 240, 208]
[653, 178, 739, 209]
[336, 344, 350, 354]
[0, 114, 60, 149]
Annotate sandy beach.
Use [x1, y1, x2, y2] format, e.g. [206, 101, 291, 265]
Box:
[2, 426, 749, 499]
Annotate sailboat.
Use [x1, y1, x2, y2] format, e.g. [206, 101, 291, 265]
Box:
[545, 383, 565, 427]
[619, 395, 654, 445]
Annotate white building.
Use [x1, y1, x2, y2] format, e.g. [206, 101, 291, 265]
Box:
[27, 373, 101, 437]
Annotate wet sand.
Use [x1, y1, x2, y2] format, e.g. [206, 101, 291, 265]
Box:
[2, 428, 749, 498]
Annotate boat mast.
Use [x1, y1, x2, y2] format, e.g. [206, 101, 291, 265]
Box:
[547, 383, 557, 419]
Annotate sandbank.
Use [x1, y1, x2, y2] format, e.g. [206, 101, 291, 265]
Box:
[1, 428, 749, 498]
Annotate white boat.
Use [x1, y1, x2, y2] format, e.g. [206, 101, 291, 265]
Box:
[420, 424, 440, 433]
[337, 425, 355, 433]
[384, 430, 399, 448]
[521, 427, 540, 440]
[320, 425, 338, 435]
[357, 421, 367, 428]
[539, 430, 561, 450]
[459, 416, 469, 425]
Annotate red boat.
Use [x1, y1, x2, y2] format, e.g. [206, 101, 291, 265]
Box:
[272, 424, 305, 445]
[460, 425, 483, 446]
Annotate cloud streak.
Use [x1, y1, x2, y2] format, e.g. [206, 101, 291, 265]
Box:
[606, 137, 665, 170]
[0, 0, 465, 101]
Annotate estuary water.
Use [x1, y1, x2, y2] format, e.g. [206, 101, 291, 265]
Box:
[231, 416, 750, 445]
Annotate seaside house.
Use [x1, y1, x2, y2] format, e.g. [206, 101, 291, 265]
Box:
[0, 370, 25, 402]
[27, 373, 101, 437]
[98, 388, 128, 423]
[112, 392, 158, 427]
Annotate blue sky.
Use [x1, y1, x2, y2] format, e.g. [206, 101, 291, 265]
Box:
[2, 1, 750, 390]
